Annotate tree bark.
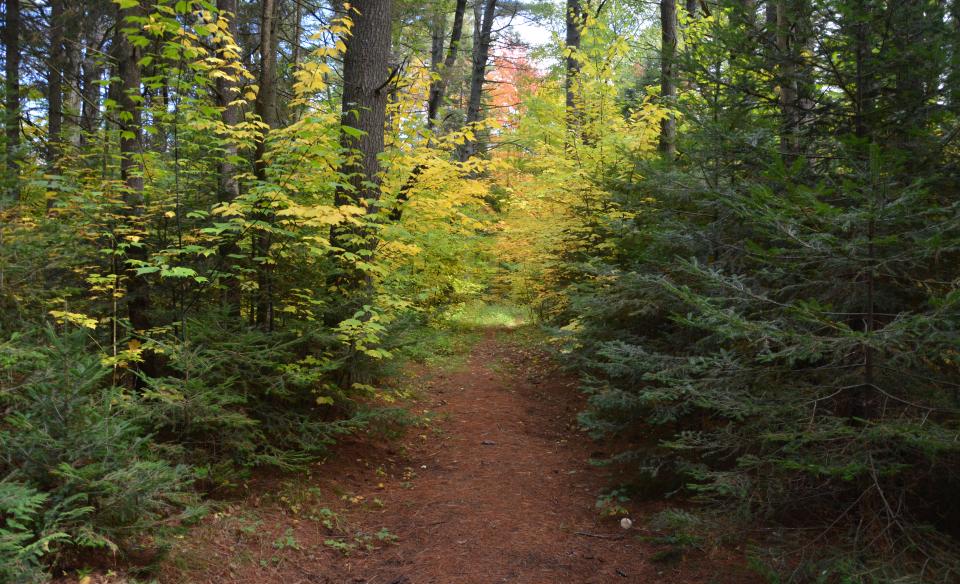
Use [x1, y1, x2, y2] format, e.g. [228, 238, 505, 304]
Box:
[116, 0, 154, 375]
[775, 0, 800, 161]
[79, 55, 101, 140]
[331, 0, 393, 282]
[459, 0, 497, 161]
[426, 9, 446, 123]
[254, 0, 279, 165]
[216, 0, 243, 317]
[4, 0, 21, 202]
[80, 20, 108, 148]
[47, 0, 65, 174]
[659, 0, 677, 159]
[217, 0, 242, 207]
[62, 3, 82, 148]
[565, 0, 583, 145]
[253, 0, 280, 329]
[293, 0, 302, 69]
[45, 0, 66, 214]
[951, 1, 960, 113]
[427, 0, 467, 129]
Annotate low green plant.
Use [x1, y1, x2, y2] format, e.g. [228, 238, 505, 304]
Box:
[0, 481, 70, 583]
[272, 528, 300, 551]
[0, 331, 193, 576]
[323, 538, 355, 555]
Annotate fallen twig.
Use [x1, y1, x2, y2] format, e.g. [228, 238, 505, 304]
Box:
[574, 531, 626, 540]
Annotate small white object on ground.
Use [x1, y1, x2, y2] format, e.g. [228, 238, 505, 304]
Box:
[620, 517, 633, 530]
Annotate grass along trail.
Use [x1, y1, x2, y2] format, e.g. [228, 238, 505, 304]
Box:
[160, 320, 757, 584]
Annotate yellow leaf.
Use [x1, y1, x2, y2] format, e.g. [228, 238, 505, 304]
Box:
[49, 310, 98, 330]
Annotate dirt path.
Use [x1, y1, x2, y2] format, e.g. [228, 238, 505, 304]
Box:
[164, 329, 755, 584]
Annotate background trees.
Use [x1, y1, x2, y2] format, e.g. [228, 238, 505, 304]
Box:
[1, 0, 958, 581]
[0, 0, 509, 576]
[500, 0, 960, 581]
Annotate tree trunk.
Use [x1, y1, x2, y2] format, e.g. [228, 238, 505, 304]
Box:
[62, 4, 82, 148]
[216, 0, 243, 317]
[116, 0, 154, 375]
[951, 1, 960, 113]
[46, 0, 66, 214]
[459, 0, 497, 161]
[253, 0, 279, 329]
[331, 0, 393, 282]
[4, 0, 20, 202]
[659, 0, 677, 159]
[217, 0, 242, 207]
[427, 10, 446, 122]
[564, 0, 583, 145]
[255, 0, 279, 162]
[775, 0, 800, 161]
[427, 0, 467, 129]
[80, 21, 108, 147]
[850, 0, 872, 420]
[293, 0, 302, 69]
[47, 0, 65, 174]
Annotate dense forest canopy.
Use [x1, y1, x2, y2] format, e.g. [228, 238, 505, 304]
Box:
[1, 0, 959, 582]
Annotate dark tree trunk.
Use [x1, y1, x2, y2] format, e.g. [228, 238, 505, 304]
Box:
[427, 0, 467, 128]
[775, 0, 800, 161]
[659, 0, 677, 159]
[116, 0, 154, 375]
[331, 0, 393, 281]
[47, 0, 65, 174]
[565, 0, 583, 145]
[293, 0, 302, 69]
[80, 21, 108, 147]
[46, 0, 66, 214]
[254, 0, 279, 163]
[850, 0, 873, 420]
[4, 0, 20, 202]
[253, 0, 280, 329]
[427, 11, 446, 121]
[951, 1, 960, 113]
[459, 0, 497, 161]
[216, 0, 243, 317]
[62, 3, 82, 148]
[79, 56, 101, 141]
[216, 0, 242, 206]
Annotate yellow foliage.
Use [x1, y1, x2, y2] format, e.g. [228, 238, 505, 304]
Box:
[49, 310, 99, 330]
[491, 13, 666, 312]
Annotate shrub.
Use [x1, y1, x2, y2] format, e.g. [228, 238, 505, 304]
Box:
[0, 330, 192, 574]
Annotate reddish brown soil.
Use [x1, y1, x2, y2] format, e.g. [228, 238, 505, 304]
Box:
[156, 329, 759, 584]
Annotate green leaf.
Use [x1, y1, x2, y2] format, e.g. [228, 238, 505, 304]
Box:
[161, 266, 198, 278]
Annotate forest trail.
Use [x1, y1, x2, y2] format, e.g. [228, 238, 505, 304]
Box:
[163, 328, 755, 584]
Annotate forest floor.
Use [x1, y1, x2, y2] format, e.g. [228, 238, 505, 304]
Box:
[134, 323, 760, 583]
